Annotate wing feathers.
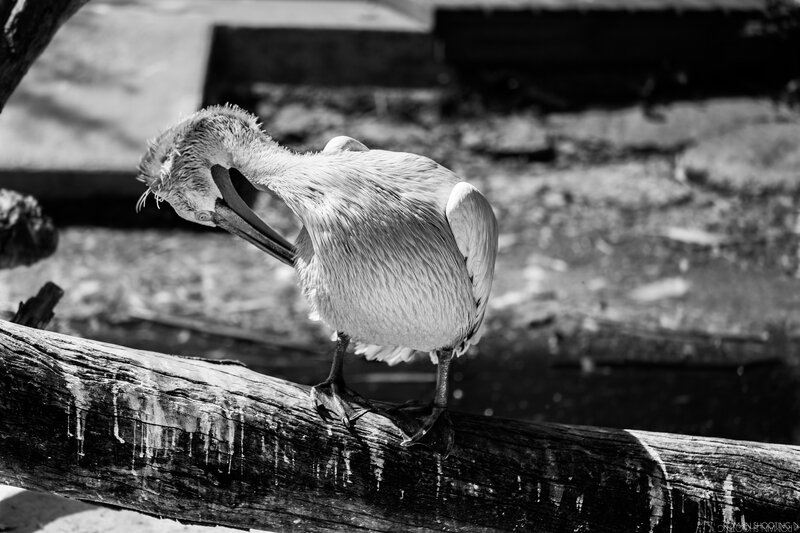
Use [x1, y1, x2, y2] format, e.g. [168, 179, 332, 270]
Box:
[445, 182, 498, 351]
[323, 136, 369, 153]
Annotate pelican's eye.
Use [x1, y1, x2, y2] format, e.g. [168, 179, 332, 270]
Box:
[196, 211, 213, 223]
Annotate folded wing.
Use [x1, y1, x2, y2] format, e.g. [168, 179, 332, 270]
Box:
[445, 182, 499, 353]
[323, 136, 369, 153]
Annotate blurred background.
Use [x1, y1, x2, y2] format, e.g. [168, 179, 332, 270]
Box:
[0, 0, 799, 529]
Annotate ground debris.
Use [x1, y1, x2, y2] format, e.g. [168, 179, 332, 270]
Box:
[627, 277, 690, 302]
[549, 99, 789, 153]
[658, 227, 730, 247]
[460, 113, 554, 159]
[678, 122, 800, 195]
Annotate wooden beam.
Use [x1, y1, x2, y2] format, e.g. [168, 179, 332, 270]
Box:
[0, 319, 797, 531]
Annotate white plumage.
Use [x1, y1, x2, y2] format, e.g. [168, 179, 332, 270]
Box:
[137, 105, 499, 452]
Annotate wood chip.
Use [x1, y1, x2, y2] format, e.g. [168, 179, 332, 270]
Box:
[660, 227, 729, 247]
[628, 277, 690, 302]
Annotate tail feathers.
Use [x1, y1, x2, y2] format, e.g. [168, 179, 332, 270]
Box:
[350, 333, 481, 366]
[354, 342, 419, 366]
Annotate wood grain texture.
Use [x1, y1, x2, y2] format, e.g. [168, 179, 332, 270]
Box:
[0, 319, 797, 532]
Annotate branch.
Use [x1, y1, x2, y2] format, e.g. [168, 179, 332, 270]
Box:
[0, 189, 58, 269]
[124, 307, 320, 355]
[0, 0, 89, 112]
[0, 319, 797, 532]
[12, 281, 64, 328]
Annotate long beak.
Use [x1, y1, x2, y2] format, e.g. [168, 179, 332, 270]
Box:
[211, 165, 295, 266]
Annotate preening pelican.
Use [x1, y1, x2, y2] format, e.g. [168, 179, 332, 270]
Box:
[137, 105, 498, 454]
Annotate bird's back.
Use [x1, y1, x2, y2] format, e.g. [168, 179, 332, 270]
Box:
[287, 150, 483, 355]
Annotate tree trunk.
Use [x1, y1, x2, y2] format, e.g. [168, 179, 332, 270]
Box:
[0, 0, 89, 112]
[0, 319, 797, 532]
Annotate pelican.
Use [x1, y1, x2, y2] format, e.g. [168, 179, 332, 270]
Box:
[137, 105, 498, 454]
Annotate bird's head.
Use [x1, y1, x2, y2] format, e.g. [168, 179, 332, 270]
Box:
[137, 105, 294, 263]
[137, 104, 264, 226]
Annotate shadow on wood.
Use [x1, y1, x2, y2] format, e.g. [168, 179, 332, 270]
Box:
[0, 319, 797, 532]
[0, 489, 95, 533]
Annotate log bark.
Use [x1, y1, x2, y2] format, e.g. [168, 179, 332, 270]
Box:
[0, 319, 797, 532]
[0, 0, 89, 112]
[0, 189, 58, 269]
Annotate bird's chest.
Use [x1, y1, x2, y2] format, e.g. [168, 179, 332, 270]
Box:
[293, 213, 475, 351]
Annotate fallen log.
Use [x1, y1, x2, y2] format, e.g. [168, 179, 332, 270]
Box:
[0, 319, 797, 532]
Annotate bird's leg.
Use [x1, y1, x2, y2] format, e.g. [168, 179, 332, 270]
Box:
[400, 349, 456, 456]
[310, 332, 373, 428]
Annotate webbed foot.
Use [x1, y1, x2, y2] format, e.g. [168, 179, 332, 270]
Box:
[399, 406, 454, 457]
[310, 379, 372, 428]
[386, 399, 430, 416]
